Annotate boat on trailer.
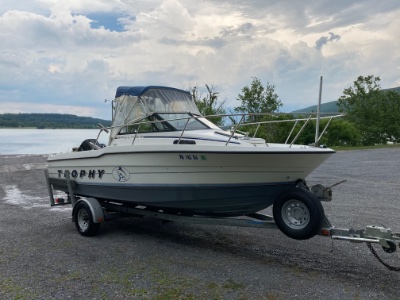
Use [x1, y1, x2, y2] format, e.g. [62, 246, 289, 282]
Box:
[46, 85, 335, 238]
[45, 86, 400, 265]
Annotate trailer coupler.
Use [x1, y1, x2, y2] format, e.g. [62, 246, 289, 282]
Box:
[321, 225, 400, 253]
[320, 221, 400, 271]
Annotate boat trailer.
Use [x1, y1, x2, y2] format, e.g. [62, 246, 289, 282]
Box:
[45, 170, 400, 271]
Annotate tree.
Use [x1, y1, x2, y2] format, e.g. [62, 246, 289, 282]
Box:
[190, 84, 226, 126]
[232, 77, 283, 141]
[377, 90, 400, 143]
[323, 119, 361, 146]
[338, 75, 400, 145]
[234, 77, 282, 123]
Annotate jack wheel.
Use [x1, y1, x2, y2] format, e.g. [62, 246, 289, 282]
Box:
[382, 241, 397, 253]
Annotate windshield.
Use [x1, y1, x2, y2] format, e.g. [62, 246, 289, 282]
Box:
[158, 113, 209, 131]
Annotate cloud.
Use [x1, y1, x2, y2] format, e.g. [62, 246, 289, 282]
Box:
[315, 32, 341, 50]
[220, 23, 255, 37]
[0, 0, 399, 119]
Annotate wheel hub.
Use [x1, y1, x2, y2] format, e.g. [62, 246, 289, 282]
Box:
[281, 199, 310, 229]
[78, 209, 90, 230]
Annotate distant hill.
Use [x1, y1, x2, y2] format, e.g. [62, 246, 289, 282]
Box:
[387, 86, 400, 93]
[0, 113, 112, 129]
[291, 100, 339, 114]
[292, 86, 400, 114]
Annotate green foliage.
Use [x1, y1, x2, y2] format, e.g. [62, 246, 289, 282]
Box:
[291, 86, 399, 114]
[321, 119, 361, 146]
[190, 84, 226, 126]
[0, 113, 111, 129]
[234, 77, 282, 122]
[233, 77, 284, 142]
[237, 115, 362, 147]
[231, 75, 399, 147]
[285, 118, 362, 147]
[337, 75, 381, 115]
[338, 75, 400, 145]
[254, 114, 298, 144]
[375, 90, 400, 142]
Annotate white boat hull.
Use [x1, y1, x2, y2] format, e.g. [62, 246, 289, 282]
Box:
[47, 144, 334, 216]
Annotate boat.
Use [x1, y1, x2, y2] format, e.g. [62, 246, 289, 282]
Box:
[46, 85, 400, 261]
[47, 85, 336, 239]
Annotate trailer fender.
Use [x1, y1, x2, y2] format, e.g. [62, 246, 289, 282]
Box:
[72, 197, 104, 224]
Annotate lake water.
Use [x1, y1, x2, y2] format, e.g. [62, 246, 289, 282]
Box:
[0, 129, 110, 155]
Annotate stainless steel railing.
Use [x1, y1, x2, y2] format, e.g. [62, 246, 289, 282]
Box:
[96, 112, 344, 147]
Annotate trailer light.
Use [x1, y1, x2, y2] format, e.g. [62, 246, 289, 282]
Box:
[97, 217, 104, 223]
[321, 229, 330, 236]
[55, 197, 64, 204]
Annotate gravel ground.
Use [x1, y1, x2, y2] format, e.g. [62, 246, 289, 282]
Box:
[1, 149, 400, 299]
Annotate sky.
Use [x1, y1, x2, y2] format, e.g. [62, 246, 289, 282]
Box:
[0, 0, 399, 120]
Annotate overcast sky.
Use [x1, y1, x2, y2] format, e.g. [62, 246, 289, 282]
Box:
[0, 0, 399, 120]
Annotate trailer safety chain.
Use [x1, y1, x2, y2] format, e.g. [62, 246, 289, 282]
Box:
[366, 242, 400, 272]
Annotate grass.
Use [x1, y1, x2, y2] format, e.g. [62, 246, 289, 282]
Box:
[222, 279, 246, 290]
[331, 144, 400, 151]
[0, 279, 38, 300]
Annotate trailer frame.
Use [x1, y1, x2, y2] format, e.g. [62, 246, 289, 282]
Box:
[45, 169, 400, 257]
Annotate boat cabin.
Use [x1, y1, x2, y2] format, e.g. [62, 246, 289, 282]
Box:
[109, 86, 220, 145]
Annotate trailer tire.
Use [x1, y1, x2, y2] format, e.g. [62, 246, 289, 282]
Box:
[273, 188, 324, 240]
[73, 202, 101, 237]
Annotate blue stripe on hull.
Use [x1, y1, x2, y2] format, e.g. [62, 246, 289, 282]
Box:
[70, 182, 296, 216]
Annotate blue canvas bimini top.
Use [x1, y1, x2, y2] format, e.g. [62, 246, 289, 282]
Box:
[115, 86, 191, 98]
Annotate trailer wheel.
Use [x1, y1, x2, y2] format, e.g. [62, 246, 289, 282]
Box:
[73, 202, 101, 237]
[273, 188, 324, 240]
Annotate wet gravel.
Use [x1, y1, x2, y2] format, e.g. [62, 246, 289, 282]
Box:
[1, 149, 400, 299]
